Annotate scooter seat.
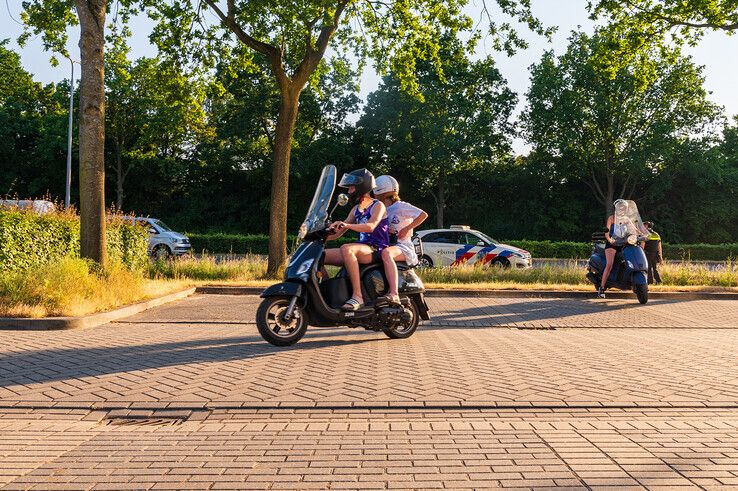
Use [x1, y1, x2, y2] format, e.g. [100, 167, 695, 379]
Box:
[396, 261, 414, 271]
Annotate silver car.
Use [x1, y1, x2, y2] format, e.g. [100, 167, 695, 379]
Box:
[126, 217, 192, 259]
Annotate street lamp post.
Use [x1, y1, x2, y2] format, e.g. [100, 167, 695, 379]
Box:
[65, 58, 75, 210]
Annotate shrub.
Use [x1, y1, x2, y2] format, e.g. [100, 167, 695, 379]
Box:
[188, 233, 353, 255]
[0, 209, 149, 272]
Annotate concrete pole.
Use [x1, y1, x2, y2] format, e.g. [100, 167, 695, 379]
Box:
[65, 58, 75, 210]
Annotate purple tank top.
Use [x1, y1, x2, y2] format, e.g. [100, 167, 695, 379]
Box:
[354, 200, 389, 250]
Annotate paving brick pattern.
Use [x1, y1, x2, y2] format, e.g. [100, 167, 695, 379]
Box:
[1, 295, 738, 407]
[2, 294, 738, 489]
[2, 409, 738, 489]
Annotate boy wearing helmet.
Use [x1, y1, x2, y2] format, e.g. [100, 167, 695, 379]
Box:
[372, 175, 428, 306]
[324, 168, 389, 311]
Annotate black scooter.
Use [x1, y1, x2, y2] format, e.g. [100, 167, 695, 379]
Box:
[256, 165, 430, 346]
[586, 230, 649, 304]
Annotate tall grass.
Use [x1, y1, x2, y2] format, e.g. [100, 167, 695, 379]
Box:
[0, 257, 189, 318]
[150, 255, 737, 289]
[148, 254, 268, 281]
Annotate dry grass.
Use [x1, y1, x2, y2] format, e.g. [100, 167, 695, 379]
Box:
[160, 256, 736, 292]
[3, 255, 735, 319]
[0, 257, 191, 318]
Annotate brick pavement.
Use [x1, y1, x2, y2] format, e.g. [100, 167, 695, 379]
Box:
[2, 408, 738, 489]
[1, 295, 738, 407]
[1, 294, 738, 489]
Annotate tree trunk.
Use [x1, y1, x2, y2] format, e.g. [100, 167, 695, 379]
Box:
[76, 0, 107, 266]
[436, 177, 445, 228]
[114, 140, 124, 210]
[267, 90, 300, 277]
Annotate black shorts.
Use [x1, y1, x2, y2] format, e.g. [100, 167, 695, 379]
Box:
[605, 242, 622, 252]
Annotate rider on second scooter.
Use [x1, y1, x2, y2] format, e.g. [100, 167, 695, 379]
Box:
[598, 199, 649, 298]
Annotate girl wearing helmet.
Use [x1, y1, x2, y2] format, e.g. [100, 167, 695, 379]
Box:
[324, 168, 389, 311]
[372, 175, 428, 306]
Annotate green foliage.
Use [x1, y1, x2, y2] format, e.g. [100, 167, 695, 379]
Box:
[186, 232, 738, 261]
[0, 210, 79, 272]
[358, 34, 517, 226]
[0, 210, 148, 273]
[523, 29, 721, 215]
[0, 41, 71, 198]
[188, 233, 353, 255]
[588, 0, 738, 81]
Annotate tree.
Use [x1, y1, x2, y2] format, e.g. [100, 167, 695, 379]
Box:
[523, 30, 721, 217]
[588, 0, 738, 78]
[105, 27, 211, 210]
[358, 36, 517, 227]
[0, 41, 70, 199]
[147, 0, 550, 275]
[21, 0, 110, 265]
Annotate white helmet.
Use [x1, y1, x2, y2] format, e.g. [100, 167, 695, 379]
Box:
[373, 175, 399, 196]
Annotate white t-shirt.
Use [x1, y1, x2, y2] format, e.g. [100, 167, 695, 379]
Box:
[387, 201, 424, 265]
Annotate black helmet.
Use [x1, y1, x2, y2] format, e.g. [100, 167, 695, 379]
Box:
[338, 168, 376, 204]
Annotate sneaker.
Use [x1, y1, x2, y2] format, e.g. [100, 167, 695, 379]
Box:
[597, 287, 606, 299]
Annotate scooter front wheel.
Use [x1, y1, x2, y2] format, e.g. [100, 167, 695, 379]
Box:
[635, 284, 648, 304]
[256, 296, 308, 346]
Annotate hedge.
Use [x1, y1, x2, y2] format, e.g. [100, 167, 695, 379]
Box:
[0, 210, 149, 273]
[188, 233, 354, 255]
[188, 233, 738, 261]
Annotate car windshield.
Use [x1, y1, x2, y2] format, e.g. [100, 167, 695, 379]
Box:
[151, 219, 173, 232]
[476, 232, 497, 244]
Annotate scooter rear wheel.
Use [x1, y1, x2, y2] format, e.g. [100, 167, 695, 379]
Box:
[256, 296, 308, 346]
[635, 284, 649, 304]
[383, 299, 419, 339]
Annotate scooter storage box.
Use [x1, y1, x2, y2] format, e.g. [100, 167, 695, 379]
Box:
[321, 277, 351, 309]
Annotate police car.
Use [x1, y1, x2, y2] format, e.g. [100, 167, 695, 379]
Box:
[414, 225, 532, 269]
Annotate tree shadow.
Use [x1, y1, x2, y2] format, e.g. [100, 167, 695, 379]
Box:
[0, 326, 383, 389]
[425, 297, 686, 328]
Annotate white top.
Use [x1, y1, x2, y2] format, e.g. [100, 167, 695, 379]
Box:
[387, 201, 424, 265]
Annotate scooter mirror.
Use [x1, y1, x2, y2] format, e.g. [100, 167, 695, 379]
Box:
[337, 194, 349, 206]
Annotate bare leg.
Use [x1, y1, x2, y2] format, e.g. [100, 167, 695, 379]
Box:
[601, 248, 616, 289]
[381, 247, 405, 298]
[321, 248, 344, 278]
[341, 244, 376, 304]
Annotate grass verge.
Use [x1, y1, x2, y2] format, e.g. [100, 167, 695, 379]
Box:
[2, 255, 735, 318]
[153, 256, 737, 292]
[0, 257, 191, 318]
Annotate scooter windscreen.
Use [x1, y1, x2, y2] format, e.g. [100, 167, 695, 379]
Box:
[612, 199, 647, 240]
[298, 165, 336, 238]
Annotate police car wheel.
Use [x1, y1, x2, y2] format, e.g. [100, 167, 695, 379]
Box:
[491, 257, 510, 269]
[418, 255, 433, 268]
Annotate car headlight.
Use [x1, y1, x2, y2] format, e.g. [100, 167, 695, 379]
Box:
[510, 252, 524, 258]
[295, 258, 314, 276]
[627, 235, 637, 245]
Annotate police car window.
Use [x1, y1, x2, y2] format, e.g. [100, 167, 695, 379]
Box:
[425, 232, 456, 244]
[464, 233, 487, 245]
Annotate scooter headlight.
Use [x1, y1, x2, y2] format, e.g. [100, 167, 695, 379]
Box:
[627, 235, 637, 245]
[297, 222, 308, 239]
[295, 258, 314, 276]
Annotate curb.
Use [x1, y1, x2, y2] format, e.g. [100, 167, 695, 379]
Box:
[0, 288, 196, 331]
[195, 285, 738, 300]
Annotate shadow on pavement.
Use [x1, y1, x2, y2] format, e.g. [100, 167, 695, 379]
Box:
[0, 327, 382, 389]
[427, 297, 684, 327]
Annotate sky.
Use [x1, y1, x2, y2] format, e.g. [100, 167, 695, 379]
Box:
[3, 0, 737, 154]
